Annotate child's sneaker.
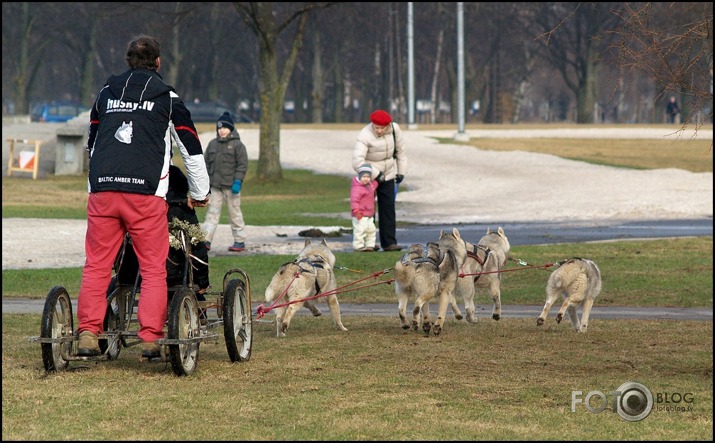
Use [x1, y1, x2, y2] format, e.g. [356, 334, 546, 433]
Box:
[228, 242, 245, 252]
[77, 331, 100, 356]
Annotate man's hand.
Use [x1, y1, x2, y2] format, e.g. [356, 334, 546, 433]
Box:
[395, 174, 404, 184]
[188, 197, 209, 209]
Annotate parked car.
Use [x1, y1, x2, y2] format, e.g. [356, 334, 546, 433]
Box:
[185, 100, 254, 124]
[30, 101, 89, 123]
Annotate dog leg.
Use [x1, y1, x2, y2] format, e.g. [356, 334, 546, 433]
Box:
[579, 297, 595, 333]
[274, 306, 286, 338]
[432, 289, 452, 336]
[566, 304, 581, 331]
[449, 294, 463, 320]
[280, 301, 303, 336]
[397, 289, 411, 330]
[412, 296, 429, 332]
[325, 294, 348, 331]
[304, 300, 322, 317]
[536, 292, 558, 326]
[488, 280, 502, 321]
[555, 296, 574, 325]
[463, 284, 477, 323]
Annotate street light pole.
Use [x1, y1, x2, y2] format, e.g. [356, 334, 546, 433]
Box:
[407, 2, 416, 129]
[455, 2, 469, 141]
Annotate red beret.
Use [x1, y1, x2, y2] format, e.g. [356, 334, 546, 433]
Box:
[370, 110, 392, 126]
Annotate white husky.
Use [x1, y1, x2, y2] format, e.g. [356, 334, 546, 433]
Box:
[536, 258, 602, 332]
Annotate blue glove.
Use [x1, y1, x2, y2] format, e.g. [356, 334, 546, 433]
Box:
[231, 179, 242, 194]
[395, 174, 404, 184]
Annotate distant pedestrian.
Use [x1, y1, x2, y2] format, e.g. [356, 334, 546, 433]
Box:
[350, 164, 379, 252]
[665, 96, 680, 124]
[352, 110, 407, 252]
[202, 111, 249, 252]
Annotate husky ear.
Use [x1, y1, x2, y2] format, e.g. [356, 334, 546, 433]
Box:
[486, 227, 492, 234]
[304, 239, 311, 246]
[452, 227, 461, 239]
[439, 230, 445, 238]
[321, 238, 328, 246]
[498, 227, 505, 236]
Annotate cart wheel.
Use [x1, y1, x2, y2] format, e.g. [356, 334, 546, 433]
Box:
[167, 287, 200, 376]
[223, 278, 252, 362]
[40, 286, 74, 372]
[100, 276, 125, 360]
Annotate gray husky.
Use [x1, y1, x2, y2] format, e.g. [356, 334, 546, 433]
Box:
[407, 228, 467, 336]
[394, 242, 464, 330]
[264, 239, 348, 337]
[456, 227, 511, 323]
[536, 257, 602, 332]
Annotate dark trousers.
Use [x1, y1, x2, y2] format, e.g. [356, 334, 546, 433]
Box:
[376, 178, 397, 247]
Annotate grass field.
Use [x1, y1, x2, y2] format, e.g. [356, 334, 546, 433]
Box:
[2, 126, 712, 440]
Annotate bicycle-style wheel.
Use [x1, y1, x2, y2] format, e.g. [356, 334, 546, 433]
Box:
[40, 286, 74, 372]
[223, 278, 252, 362]
[167, 287, 200, 376]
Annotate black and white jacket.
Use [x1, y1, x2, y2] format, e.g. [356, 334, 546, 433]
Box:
[86, 68, 209, 201]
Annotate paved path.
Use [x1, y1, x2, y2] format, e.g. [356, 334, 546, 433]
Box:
[4, 298, 711, 321]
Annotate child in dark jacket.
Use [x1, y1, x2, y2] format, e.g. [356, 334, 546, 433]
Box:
[166, 165, 210, 306]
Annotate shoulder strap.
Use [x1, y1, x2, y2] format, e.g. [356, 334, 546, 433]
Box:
[391, 123, 397, 159]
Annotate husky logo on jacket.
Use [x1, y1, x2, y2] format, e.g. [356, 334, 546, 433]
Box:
[114, 121, 133, 144]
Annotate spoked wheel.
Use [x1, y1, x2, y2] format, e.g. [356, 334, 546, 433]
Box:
[40, 286, 74, 372]
[167, 287, 200, 376]
[100, 276, 130, 360]
[223, 278, 253, 362]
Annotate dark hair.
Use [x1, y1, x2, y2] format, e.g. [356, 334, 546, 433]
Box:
[125, 35, 160, 70]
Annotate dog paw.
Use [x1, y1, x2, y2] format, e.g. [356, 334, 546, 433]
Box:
[454, 314, 463, 320]
[412, 321, 419, 331]
[432, 325, 442, 336]
[423, 322, 432, 334]
[492, 314, 501, 321]
[536, 317, 544, 326]
[312, 311, 322, 317]
[555, 314, 563, 324]
[401, 324, 411, 330]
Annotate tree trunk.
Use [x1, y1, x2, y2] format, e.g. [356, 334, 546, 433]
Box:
[311, 31, 324, 123]
[235, 2, 313, 182]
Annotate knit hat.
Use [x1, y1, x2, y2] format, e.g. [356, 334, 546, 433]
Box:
[357, 164, 372, 179]
[217, 111, 235, 132]
[370, 109, 392, 126]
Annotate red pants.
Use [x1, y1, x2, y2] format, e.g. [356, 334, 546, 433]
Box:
[77, 192, 169, 343]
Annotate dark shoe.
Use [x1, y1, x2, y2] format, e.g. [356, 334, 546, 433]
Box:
[228, 242, 245, 252]
[77, 331, 100, 356]
[359, 247, 375, 252]
[141, 341, 161, 359]
[205, 242, 211, 251]
[383, 244, 403, 251]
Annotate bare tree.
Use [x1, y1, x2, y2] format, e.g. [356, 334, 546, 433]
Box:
[610, 2, 713, 129]
[530, 2, 622, 123]
[233, 2, 331, 182]
[2, 2, 50, 114]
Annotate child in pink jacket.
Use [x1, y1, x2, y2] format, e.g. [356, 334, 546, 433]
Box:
[350, 164, 379, 251]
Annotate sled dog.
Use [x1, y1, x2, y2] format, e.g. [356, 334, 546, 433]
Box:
[264, 239, 347, 337]
[394, 242, 464, 330]
[536, 258, 602, 332]
[409, 228, 467, 336]
[455, 227, 511, 323]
